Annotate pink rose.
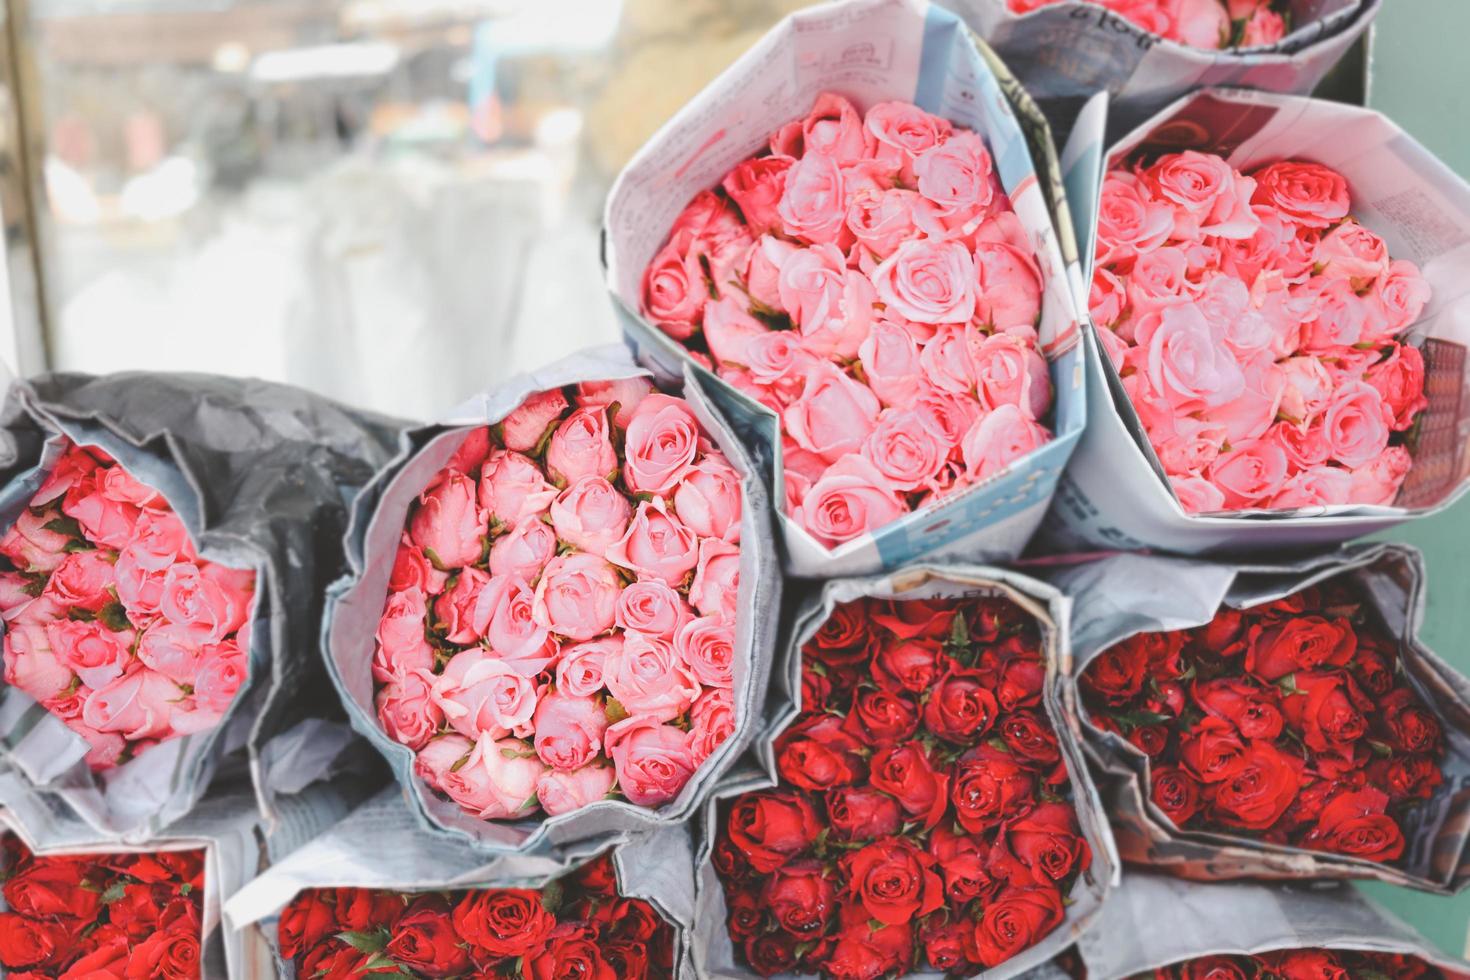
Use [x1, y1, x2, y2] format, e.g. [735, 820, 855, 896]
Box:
[62, 480, 139, 551]
[532, 690, 608, 771]
[744, 330, 817, 391]
[605, 715, 697, 808]
[847, 188, 928, 263]
[409, 471, 486, 570]
[615, 582, 693, 640]
[373, 586, 434, 682]
[1174, 0, 1231, 49]
[863, 410, 947, 492]
[641, 243, 708, 342]
[605, 632, 700, 722]
[479, 450, 557, 528]
[971, 331, 1051, 419]
[556, 637, 617, 698]
[703, 296, 769, 369]
[1133, 303, 1245, 411]
[1276, 356, 1335, 425]
[545, 407, 617, 488]
[673, 456, 742, 542]
[112, 511, 194, 618]
[722, 156, 792, 236]
[1372, 259, 1431, 333]
[375, 667, 442, 750]
[136, 624, 204, 684]
[444, 427, 492, 476]
[81, 669, 179, 740]
[777, 244, 875, 358]
[433, 648, 537, 740]
[1349, 446, 1412, 505]
[1323, 381, 1393, 468]
[784, 364, 881, 462]
[1212, 353, 1284, 445]
[501, 389, 571, 453]
[46, 619, 131, 689]
[1296, 275, 1377, 352]
[1242, 8, 1286, 46]
[1170, 474, 1227, 514]
[1125, 247, 1194, 315]
[865, 102, 951, 179]
[920, 325, 978, 396]
[414, 734, 472, 795]
[575, 377, 654, 429]
[1269, 466, 1354, 509]
[1095, 172, 1173, 266]
[1156, 418, 1227, 476]
[1251, 161, 1350, 230]
[1090, 268, 1127, 330]
[1366, 345, 1428, 431]
[777, 152, 847, 244]
[157, 561, 251, 644]
[389, 535, 448, 596]
[973, 234, 1043, 330]
[1207, 439, 1289, 508]
[193, 638, 248, 713]
[438, 733, 546, 819]
[99, 465, 161, 509]
[550, 477, 633, 562]
[961, 404, 1051, 481]
[33, 445, 100, 507]
[622, 394, 702, 496]
[688, 687, 736, 765]
[488, 517, 557, 582]
[0, 509, 71, 574]
[1271, 419, 1332, 470]
[872, 239, 976, 325]
[779, 93, 872, 164]
[689, 538, 740, 622]
[914, 389, 980, 449]
[914, 130, 994, 221]
[435, 566, 491, 645]
[858, 319, 925, 407]
[536, 765, 616, 816]
[42, 551, 114, 613]
[745, 235, 794, 313]
[1316, 220, 1388, 282]
[796, 456, 906, 547]
[3, 624, 71, 701]
[480, 575, 558, 674]
[606, 499, 699, 587]
[676, 615, 736, 689]
[532, 553, 620, 640]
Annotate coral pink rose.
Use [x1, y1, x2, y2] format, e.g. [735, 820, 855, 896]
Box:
[479, 450, 557, 528]
[193, 639, 248, 713]
[501, 389, 570, 453]
[1316, 220, 1388, 281]
[1366, 345, 1429, 431]
[439, 734, 546, 819]
[971, 331, 1051, 419]
[0, 509, 71, 574]
[433, 649, 538, 740]
[575, 377, 654, 429]
[389, 535, 448, 596]
[1296, 276, 1375, 351]
[374, 586, 434, 682]
[615, 582, 693, 640]
[865, 102, 951, 178]
[622, 395, 702, 496]
[1271, 419, 1332, 470]
[1156, 418, 1228, 476]
[689, 539, 740, 624]
[642, 244, 706, 342]
[82, 669, 180, 740]
[1146, 150, 1257, 239]
[549, 477, 631, 558]
[872, 239, 976, 325]
[848, 188, 928, 262]
[414, 734, 472, 794]
[1133, 303, 1244, 411]
[605, 715, 697, 807]
[113, 511, 194, 617]
[676, 615, 736, 689]
[776, 92, 871, 163]
[673, 456, 742, 542]
[1251, 160, 1350, 229]
[1242, 8, 1286, 46]
[376, 668, 442, 751]
[796, 456, 905, 546]
[435, 567, 491, 646]
[556, 637, 618, 698]
[479, 575, 557, 674]
[158, 562, 251, 644]
[606, 499, 699, 587]
[1171, 474, 1227, 514]
[536, 765, 616, 816]
[42, 551, 114, 613]
[488, 517, 557, 582]
[858, 319, 925, 408]
[136, 624, 204, 685]
[1372, 259, 1431, 333]
[1174, 0, 1231, 48]
[1207, 439, 1289, 508]
[702, 296, 768, 369]
[722, 156, 792, 236]
[777, 152, 848, 244]
[1323, 382, 1393, 468]
[444, 427, 492, 475]
[914, 130, 994, 221]
[1095, 172, 1173, 266]
[863, 410, 947, 492]
[46, 619, 132, 690]
[409, 472, 486, 570]
[1349, 446, 1412, 505]
[544, 407, 617, 488]
[62, 481, 139, 551]
[4, 624, 71, 701]
[777, 244, 875, 358]
[1276, 356, 1335, 425]
[605, 632, 701, 722]
[688, 687, 736, 765]
[1269, 466, 1354, 509]
[532, 554, 620, 641]
[962, 405, 1052, 481]
[532, 691, 608, 772]
[974, 234, 1043, 330]
[784, 364, 881, 462]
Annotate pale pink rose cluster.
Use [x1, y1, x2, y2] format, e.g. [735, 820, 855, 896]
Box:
[639, 93, 1055, 549]
[374, 379, 743, 821]
[1090, 152, 1431, 514]
[0, 441, 254, 771]
[1008, 0, 1288, 50]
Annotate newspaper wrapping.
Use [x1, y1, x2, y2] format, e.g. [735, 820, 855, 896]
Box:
[1076, 871, 1470, 979]
[690, 563, 1120, 979]
[1045, 542, 1470, 892]
[321, 344, 779, 858]
[222, 787, 699, 979]
[603, 0, 1089, 578]
[935, 0, 1378, 140]
[1043, 88, 1470, 555]
[0, 371, 401, 840]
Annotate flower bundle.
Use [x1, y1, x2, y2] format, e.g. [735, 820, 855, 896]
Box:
[0, 834, 204, 978]
[1008, 0, 1289, 49]
[639, 92, 1056, 549]
[714, 593, 1091, 977]
[0, 440, 254, 771]
[372, 378, 743, 822]
[1080, 575, 1445, 864]
[1145, 949, 1447, 979]
[276, 854, 674, 979]
[1089, 151, 1429, 515]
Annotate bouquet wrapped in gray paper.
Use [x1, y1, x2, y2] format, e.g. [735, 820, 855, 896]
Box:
[690, 564, 1118, 979]
[322, 345, 779, 858]
[0, 371, 400, 839]
[1049, 542, 1470, 893]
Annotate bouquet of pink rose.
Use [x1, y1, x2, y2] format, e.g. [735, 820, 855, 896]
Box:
[0, 440, 254, 771]
[639, 91, 1056, 550]
[1089, 152, 1429, 515]
[1008, 0, 1290, 49]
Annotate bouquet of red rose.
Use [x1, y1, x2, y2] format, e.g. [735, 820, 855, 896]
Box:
[705, 571, 1114, 979]
[1054, 544, 1470, 890]
[276, 853, 675, 979]
[1144, 949, 1449, 979]
[0, 833, 204, 978]
[0, 440, 255, 772]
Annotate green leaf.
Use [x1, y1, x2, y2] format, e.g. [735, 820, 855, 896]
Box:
[100, 881, 127, 904]
[1367, 739, 1394, 758]
[67, 605, 97, 622]
[336, 929, 390, 955]
[449, 752, 471, 774]
[541, 878, 564, 915]
[63, 539, 96, 554]
[179, 882, 192, 895]
[604, 697, 630, 725]
[43, 515, 84, 539]
[97, 601, 131, 632]
[1110, 709, 1171, 732]
[500, 746, 538, 761]
[1276, 673, 1301, 696]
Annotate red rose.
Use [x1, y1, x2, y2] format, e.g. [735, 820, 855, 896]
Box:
[1378, 687, 1443, 755]
[385, 897, 472, 977]
[0, 913, 68, 970]
[922, 667, 999, 743]
[1128, 724, 1169, 757]
[606, 898, 664, 944]
[334, 888, 404, 933]
[1349, 640, 1396, 696]
[725, 889, 764, 940]
[950, 744, 1036, 834]
[842, 838, 944, 926]
[123, 922, 200, 980]
[776, 713, 868, 791]
[603, 939, 653, 979]
[763, 862, 837, 937]
[1179, 717, 1247, 783]
[999, 710, 1062, 773]
[826, 786, 903, 842]
[1303, 787, 1405, 862]
[824, 907, 913, 980]
[114, 852, 203, 888]
[1208, 741, 1303, 831]
[1281, 671, 1371, 758]
[1193, 677, 1285, 740]
[868, 742, 950, 830]
[1081, 637, 1149, 703]
[843, 688, 921, 744]
[743, 931, 799, 978]
[1151, 764, 1202, 826]
[569, 854, 619, 896]
[1176, 954, 1253, 979]
[967, 884, 1064, 968]
[921, 919, 971, 971]
[1245, 616, 1356, 681]
[110, 884, 166, 940]
[801, 661, 834, 711]
[968, 596, 1033, 642]
[57, 930, 129, 978]
[299, 941, 369, 980]
[712, 836, 752, 882]
[927, 827, 997, 905]
[870, 639, 943, 694]
[1371, 953, 1433, 979]
[871, 598, 956, 640]
[525, 924, 615, 980]
[2, 861, 102, 921]
[278, 890, 337, 959]
[451, 888, 555, 958]
[995, 653, 1044, 712]
[725, 790, 821, 873]
[1005, 802, 1089, 886]
[1368, 753, 1443, 801]
[1193, 607, 1248, 657]
[1263, 949, 1349, 980]
[807, 602, 874, 667]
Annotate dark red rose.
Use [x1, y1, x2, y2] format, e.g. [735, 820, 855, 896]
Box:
[843, 688, 921, 744]
[606, 898, 664, 944]
[451, 888, 555, 958]
[1179, 717, 1247, 783]
[807, 601, 874, 667]
[1245, 616, 1356, 681]
[569, 855, 618, 896]
[1193, 677, 1285, 740]
[967, 884, 1064, 968]
[525, 924, 615, 980]
[764, 862, 837, 937]
[278, 890, 337, 959]
[113, 852, 203, 888]
[1262, 949, 1349, 980]
[1154, 679, 1187, 716]
[1368, 953, 1433, 979]
[1303, 787, 1405, 862]
[334, 888, 404, 933]
[871, 598, 957, 640]
[2, 860, 102, 921]
[1208, 741, 1303, 831]
[826, 786, 903, 842]
[995, 653, 1045, 712]
[725, 791, 821, 873]
[842, 837, 945, 927]
[1368, 753, 1444, 801]
[1275, 774, 1336, 834]
[927, 826, 997, 905]
[1193, 607, 1249, 657]
[57, 929, 129, 978]
[1128, 724, 1169, 757]
[951, 744, 1036, 834]
[711, 836, 751, 882]
[868, 742, 950, 830]
[123, 921, 200, 980]
[602, 939, 652, 979]
[744, 930, 800, 977]
[1349, 640, 1397, 696]
[921, 919, 971, 972]
[299, 941, 368, 980]
[967, 596, 1033, 642]
[824, 906, 913, 980]
[1151, 764, 1202, 826]
[923, 667, 1000, 743]
[1005, 802, 1089, 886]
[801, 661, 834, 711]
[386, 897, 472, 977]
[0, 913, 69, 970]
[724, 889, 764, 940]
[1282, 671, 1371, 759]
[871, 639, 944, 694]
[1142, 631, 1188, 680]
[776, 713, 867, 791]
[1081, 637, 1149, 703]
[999, 710, 1062, 773]
[1378, 687, 1443, 755]
[1175, 954, 1253, 979]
